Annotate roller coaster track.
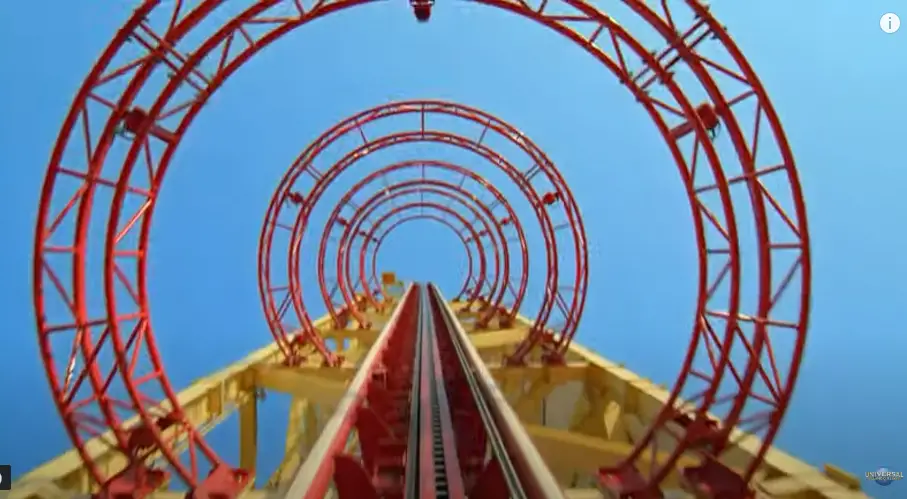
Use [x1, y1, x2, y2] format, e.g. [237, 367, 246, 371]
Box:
[285, 284, 564, 499]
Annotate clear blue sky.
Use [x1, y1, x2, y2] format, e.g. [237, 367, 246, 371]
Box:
[0, 0, 904, 496]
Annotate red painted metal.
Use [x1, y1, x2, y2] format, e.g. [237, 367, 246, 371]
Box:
[189, 466, 252, 499]
[427, 285, 563, 499]
[469, 459, 511, 499]
[311, 285, 421, 498]
[680, 459, 752, 499]
[367, 214, 477, 308]
[104, 465, 168, 499]
[669, 102, 721, 140]
[32, 0, 809, 496]
[349, 198, 496, 328]
[260, 113, 586, 366]
[411, 0, 434, 22]
[418, 308, 438, 499]
[429, 294, 495, 494]
[426, 302, 468, 499]
[332, 456, 380, 499]
[316, 159, 531, 324]
[333, 185, 518, 328]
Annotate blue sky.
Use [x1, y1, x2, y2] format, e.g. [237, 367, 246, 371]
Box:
[0, 0, 904, 496]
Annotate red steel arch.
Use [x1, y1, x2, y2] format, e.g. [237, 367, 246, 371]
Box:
[347, 161, 529, 311]
[367, 213, 480, 306]
[318, 161, 530, 324]
[329, 190, 504, 329]
[32, 1, 809, 496]
[338, 195, 500, 316]
[258, 104, 587, 369]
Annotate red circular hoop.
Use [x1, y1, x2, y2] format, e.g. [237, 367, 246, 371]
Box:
[329, 190, 498, 326]
[335, 187, 508, 321]
[341, 196, 497, 313]
[316, 160, 530, 328]
[358, 175, 527, 316]
[33, 0, 809, 495]
[367, 213, 479, 305]
[261, 120, 584, 368]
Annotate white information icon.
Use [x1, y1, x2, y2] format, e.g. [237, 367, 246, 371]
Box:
[881, 13, 900, 33]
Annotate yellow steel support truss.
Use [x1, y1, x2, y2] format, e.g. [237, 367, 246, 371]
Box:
[9, 294, 866, 499]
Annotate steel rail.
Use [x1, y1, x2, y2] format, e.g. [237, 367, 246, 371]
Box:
[403, 286, 430, 499]
[287, 283, 566, 498]
[426, 287, 467, 499]
[407, 285, 467, 498]
[427, 285, 565, 499]
[287, 284, 418, 498]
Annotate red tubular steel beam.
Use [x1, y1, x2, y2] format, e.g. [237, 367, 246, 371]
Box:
[287, 284, 420, 498]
